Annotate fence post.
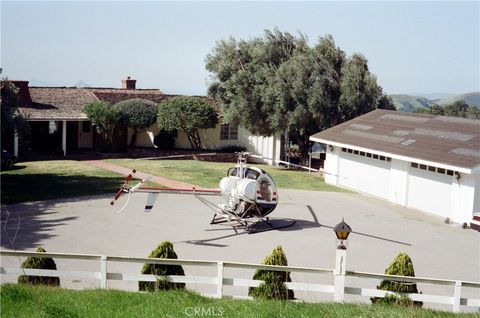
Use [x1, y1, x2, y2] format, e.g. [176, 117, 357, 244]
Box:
[216, 261, 224, 299]
[333, 249, 347, 302]
[453, 280, 462, 313]
[100, 255, 108, 289]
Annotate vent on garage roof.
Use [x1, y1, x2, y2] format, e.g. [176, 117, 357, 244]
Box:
[348, 123, 373, 130]
[343, 129, 404, 143]
[413, 128, 474, 142]
[401, 139, 416, 146]
[380, 114, 430, 123]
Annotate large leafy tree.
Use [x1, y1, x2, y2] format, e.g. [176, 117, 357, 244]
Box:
[1, 80, 28, 149]
[83, 101, 119, 150]
[157, 96, 218, 150]
[206, 29, 394, 158]
[114, 98, 158, 147]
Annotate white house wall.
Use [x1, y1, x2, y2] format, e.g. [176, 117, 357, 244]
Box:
[159, 124, 280, 164]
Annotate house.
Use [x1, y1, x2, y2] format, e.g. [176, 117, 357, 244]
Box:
[7, 77, 281, 163]
[310, 109, 480, 225]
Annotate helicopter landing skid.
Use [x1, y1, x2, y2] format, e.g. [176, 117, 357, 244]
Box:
[210, 214, 296, 234]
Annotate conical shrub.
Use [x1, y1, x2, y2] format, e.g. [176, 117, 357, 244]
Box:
[371, 253, 422, 307]
[139, 241, 185, 291]
[18, 247, 60, 286]
[248, 246, 294, 300]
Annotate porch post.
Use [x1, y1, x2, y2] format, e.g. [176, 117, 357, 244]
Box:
[62, 120, 67, 156]
[14, 127, 19, 157]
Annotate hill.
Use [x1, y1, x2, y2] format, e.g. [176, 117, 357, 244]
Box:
[437, 92, 480, 108]
[388, 94, 434, 112]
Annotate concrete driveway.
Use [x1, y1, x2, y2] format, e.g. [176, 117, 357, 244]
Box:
[1, 189, 479, 310]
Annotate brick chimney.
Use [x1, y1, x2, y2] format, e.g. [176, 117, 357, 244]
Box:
[11, 80, 32, 106]
[121, 76, 136, 90]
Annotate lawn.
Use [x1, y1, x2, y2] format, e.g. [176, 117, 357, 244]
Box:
[0, 160, 159, 205]
[1, 284, 472, 318]
[106, 158, 346, 192]
[0, 158, 344, 205]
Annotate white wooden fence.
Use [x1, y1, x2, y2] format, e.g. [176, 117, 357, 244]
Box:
[1, 250, 479, 313]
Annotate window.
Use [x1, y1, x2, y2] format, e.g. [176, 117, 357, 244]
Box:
[411, 163, 418, 168]
[82, 121, 91, 133]
[447, 170, 454, 176]
[220, 124, 238, 140]
[428, 166, 435, 172]
[419, 164, 427, 170]
[437, 168, 445, 174]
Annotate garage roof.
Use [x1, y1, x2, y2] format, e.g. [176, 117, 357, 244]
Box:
[310, 110, 480, 172]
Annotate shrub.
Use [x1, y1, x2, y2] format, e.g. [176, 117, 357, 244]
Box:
[215, 145, 247, 153]
[248, 246, 294, 300]
[114, 99, 158, 147]
[371, 253, 422, 307]
[18, 247, 60, 286]
[139, 241, 185, 292]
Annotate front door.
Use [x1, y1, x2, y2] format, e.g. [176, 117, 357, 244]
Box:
[78, 121, 93, 148]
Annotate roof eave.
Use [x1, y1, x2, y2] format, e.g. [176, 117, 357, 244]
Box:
[310, 136, 473, 174]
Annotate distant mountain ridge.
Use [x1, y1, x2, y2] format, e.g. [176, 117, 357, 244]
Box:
[389, 92, 480, 112]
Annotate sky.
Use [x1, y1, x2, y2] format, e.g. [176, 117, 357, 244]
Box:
[1, 1, 479, 96]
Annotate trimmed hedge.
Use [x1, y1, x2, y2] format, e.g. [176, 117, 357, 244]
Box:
[139, 241, 185, 292]
[248, 246, 294, 300]
[371, 253, 423, 307]
[18, 247, 60, 286]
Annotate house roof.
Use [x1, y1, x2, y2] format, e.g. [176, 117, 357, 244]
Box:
[310, 109, 480, 172]
[18, 86, 175, 121]
[22, 87, 98, 120]
[90, 88, 173, 105]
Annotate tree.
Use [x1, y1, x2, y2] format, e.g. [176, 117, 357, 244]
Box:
[371, 253, 422, 307]
[415, 101, 480, 119]
[18, 247, 60, 286]
[139, 241, 185, 292]
[248, 246, 294, 300]
[206, 29, 392, 159]
[114, 98, 158, 147]
[83, 101, 119, 151]
[1, 80, 28, 149]
[157, 96, 218, 150]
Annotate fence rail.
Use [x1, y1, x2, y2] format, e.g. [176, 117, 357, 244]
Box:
[1, 250, 478, 313]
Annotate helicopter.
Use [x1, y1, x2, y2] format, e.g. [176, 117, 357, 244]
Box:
[110, 152, 296, 233]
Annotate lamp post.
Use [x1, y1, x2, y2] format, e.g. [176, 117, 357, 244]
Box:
[333, 218, 351, 302]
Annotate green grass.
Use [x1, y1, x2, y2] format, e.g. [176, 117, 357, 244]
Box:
[1, 284, 472, 318]
[0, 160, 159, 205]
[106, 158, 346, 192]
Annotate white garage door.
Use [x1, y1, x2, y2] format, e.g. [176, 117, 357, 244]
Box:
[338, 153, 391, 200]
[407, 168, 452, 218]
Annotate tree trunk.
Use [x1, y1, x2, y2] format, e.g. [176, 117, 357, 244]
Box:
[130, 128, 138, 147]
[186, 129, 202, 150]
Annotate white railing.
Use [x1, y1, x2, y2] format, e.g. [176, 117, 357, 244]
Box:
[1, 250, 479, 313]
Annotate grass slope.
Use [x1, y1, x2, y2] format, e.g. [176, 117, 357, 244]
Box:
[1, 284, 472, 318]
[389, 94, 434, 112]
[106, 159, 346, 192]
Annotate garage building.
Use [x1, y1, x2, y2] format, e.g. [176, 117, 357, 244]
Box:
[310, 109, 480, 225]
